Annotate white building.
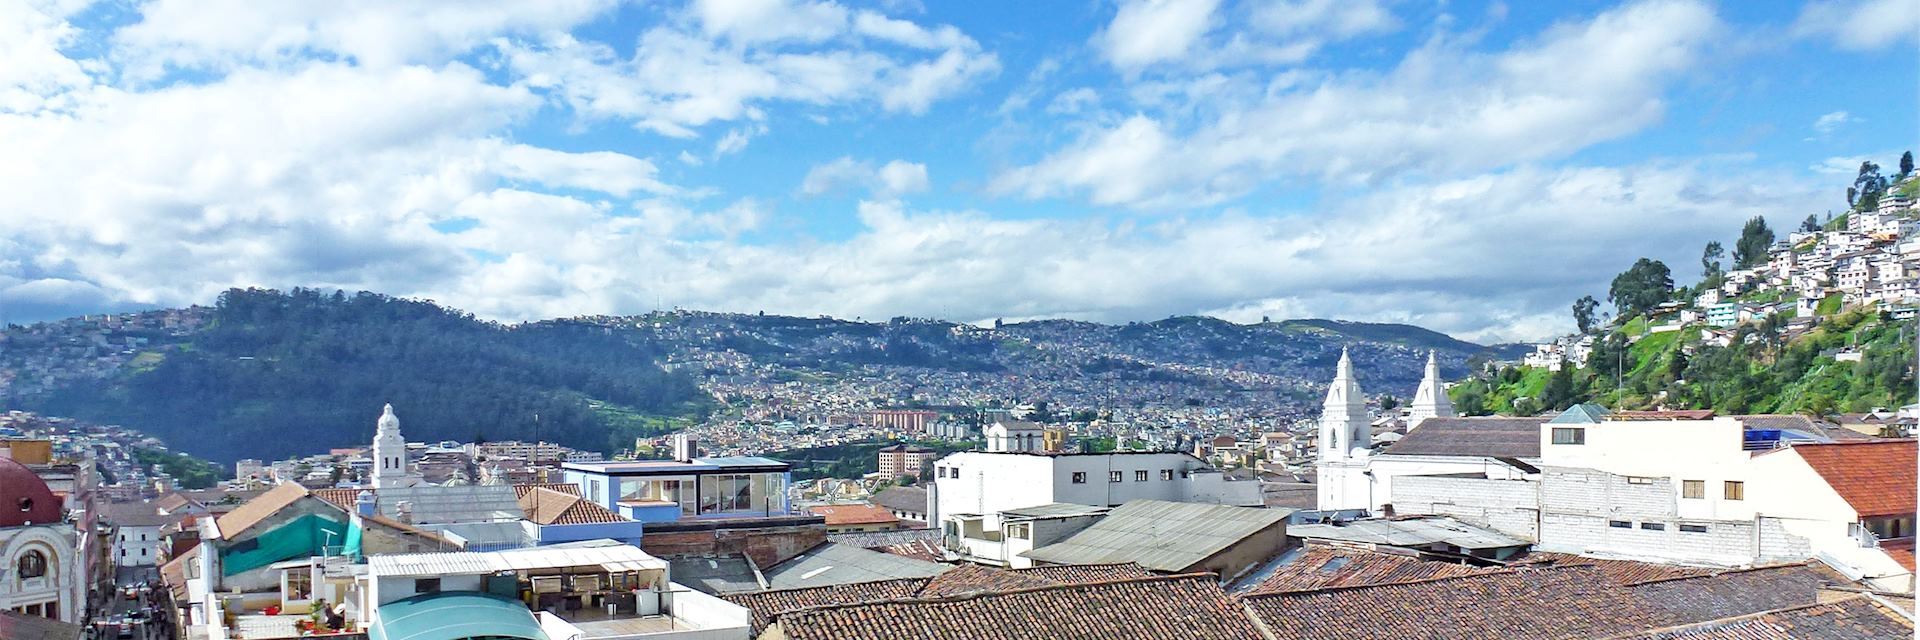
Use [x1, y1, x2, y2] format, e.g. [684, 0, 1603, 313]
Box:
[106, 502, 169, 572]
[982, 419, 1046, 453]
[370, 404, 418, 489]
[1315, 349, 1375, 511]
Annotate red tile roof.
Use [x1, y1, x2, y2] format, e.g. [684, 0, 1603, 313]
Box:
[1610, 410, 1718, 420]
[311, 487, 365, 510]
[1619, 594, 1914, 639]
[511, 483, 581, 499]
[1246, 545, 1491, 593]
[1791, 441, 1918, 517]
[808, 504, 901, 527]
[518, 487, 629, 525]
[772, 574, 1263, 640]
[1879, 538, 1914, 572]
[1242, 565, 1679, 640]
[723, 578, 932, 634]
[1516, 552, 1715, 585]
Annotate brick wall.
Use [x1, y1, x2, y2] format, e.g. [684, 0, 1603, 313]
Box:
[1391, 476, 1540, 541]
[640, 523, 827, 567]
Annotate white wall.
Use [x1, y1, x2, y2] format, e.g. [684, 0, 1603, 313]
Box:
[372, 574, 485, 604]
[933, 452, 1261, 530]
[114, 524, 162, 567]
[1392, 475, 1539, 540]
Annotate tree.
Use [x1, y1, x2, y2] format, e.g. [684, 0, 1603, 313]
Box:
[1540, 362, 1575, 411]
[1732, 216, 1774, 269]
[1847, 186, 1858, 207]
[1608, 258, 1674, 318]
[1573, 296, 1600, 334]
[1800, 214, 1819, 233]
[1902, 151, 1914, 178]
[1379, 395, 1399, 411]
[1854, 161, 1887, 210]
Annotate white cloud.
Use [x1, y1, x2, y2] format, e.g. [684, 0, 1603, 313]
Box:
[1793, 0, 1920, 50]
[0, 0, 93, 114]
[500, 13, 997, 135]
[997, 0, 1721, 208]
[1098, 0, 1221, 70]
[1809, 110, 1857, 138]
[800, 157, 929, 197]
[113, 0, 618, 74]
[1249, 0, 1396, 39]
[691, 0, 848, 45]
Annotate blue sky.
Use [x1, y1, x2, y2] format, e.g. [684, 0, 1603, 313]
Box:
[0, 0, 1914, 342]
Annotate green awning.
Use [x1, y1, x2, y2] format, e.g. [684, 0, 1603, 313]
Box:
[369, 592, 549, 640]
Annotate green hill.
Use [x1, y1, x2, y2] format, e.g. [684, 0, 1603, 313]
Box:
[27, 288, 709, 463]
[1450, 309, 1914, 416]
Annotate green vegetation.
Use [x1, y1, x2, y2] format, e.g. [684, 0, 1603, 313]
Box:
[770, 440, 973, 481]
[32, 288, 709, 463]
[132, 447, 224, 490]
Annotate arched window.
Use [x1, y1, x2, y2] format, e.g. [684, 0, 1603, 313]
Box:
[18, 550, 48, 579]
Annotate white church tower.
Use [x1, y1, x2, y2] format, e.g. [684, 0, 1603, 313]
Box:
[1316, 348, 1373, 512]
[1406, 351, 1456, 430]
[371, 404, 416, 489]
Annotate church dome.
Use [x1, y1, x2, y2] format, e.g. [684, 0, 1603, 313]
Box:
[0, 456, 62, 527]
[377, 403, 400, 434]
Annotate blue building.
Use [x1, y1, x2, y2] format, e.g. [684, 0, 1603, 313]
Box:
[562, 457, 796, 524]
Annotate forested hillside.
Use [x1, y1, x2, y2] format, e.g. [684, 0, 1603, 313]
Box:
[28, 288, 708, 463]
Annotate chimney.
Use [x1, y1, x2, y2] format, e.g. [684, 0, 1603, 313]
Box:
[355, 490, 378, 517]
[672, 434, 699, 462]
[395, 501, 414, 524]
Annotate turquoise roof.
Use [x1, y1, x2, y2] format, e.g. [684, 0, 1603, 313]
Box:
[1548, 403, 1611, 424]
[369, 592, 547, 640]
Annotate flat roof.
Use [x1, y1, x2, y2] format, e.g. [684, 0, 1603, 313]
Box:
[563, 456, 789, 475]
[368, 541, 668, 577]
[1288, 516, 1526, 550]
[1002, 503, 1110, 519]
[1021, 500, 1289, 572]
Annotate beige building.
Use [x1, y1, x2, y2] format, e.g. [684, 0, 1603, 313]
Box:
[875, 445, 935, 482]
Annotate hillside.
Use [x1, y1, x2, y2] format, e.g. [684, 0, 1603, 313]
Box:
[1450, 308, 1912, 416]
[12, 289, 709, 463]
[1, 289, 1514, 462]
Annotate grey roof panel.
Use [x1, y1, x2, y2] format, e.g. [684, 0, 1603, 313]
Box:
[1020, 500, 1290, 572]
[763, 543, 949, 590]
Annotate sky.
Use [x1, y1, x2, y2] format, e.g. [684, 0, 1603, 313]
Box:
[0, 0, 1915, 343]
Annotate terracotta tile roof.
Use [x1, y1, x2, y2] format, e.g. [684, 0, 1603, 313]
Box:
[1618, 594, 1915, 639]
[808, 504, 901, 527]
[1879, 538, 1914, 571]
[1009, 562, 1154, 584]
[869, 486, 927, 514]
[1789, 441, 1918, 518]
[723, 577, 932, 635]
[1381, 417, 1546, 457]
[771, 573, 1264, 640]
[511, 483, 581, 499]
[517, 487, 628, 525]
[0, 609, 82, 640]
[311, 487, 365, 510]
[1628, 563, 1850, 625]
[1245, 545, 1491, 594]
[213, 482, 314, 539]
[1242, 565, 1677, 640]
[915, 563, 1056, 597]
[1516, 552, 1716, 585]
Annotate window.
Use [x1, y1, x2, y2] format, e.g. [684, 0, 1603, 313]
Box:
[1008, 523, 1030, 540]
[1682, 480, 1705, 499]
[1640, 522, 1666, 531]
[1625, 476, 1655, 485]
[1160, 470, 1174, 481]
[1551, 427, 1586, 445]
[1109, 471, 1123, 483]
[1723, 481, 1744, 501]
[286, 569, 312, 601]
[1071, 472, 1086, 484]
[1679, 524, 1709, 533]
[1608, 520, 1631, 529]
[1135, 470, 1148, 482]
[414, 578, 441, 594]
[17, 551, 46, 579]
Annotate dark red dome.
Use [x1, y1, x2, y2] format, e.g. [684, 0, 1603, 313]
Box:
[0, 456, 61, 527]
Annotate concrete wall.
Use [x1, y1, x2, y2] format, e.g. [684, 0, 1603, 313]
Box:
[373, 574, 485, 605]
[1539, 418, 1756, 521]
[1391, 475, 1540, 541]
[933, 452, 1259, 529]
[1192, 520, 1288, 578]
[115, 524, 163, 567]
[1363, 455, 1534, 514]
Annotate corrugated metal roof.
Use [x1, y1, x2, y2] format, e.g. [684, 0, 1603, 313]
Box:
[763, 543, 949, 590]
[1020, 500, 1290, 572]
[368, 541, 668, 577]
[1287, 516, 1526, 550]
